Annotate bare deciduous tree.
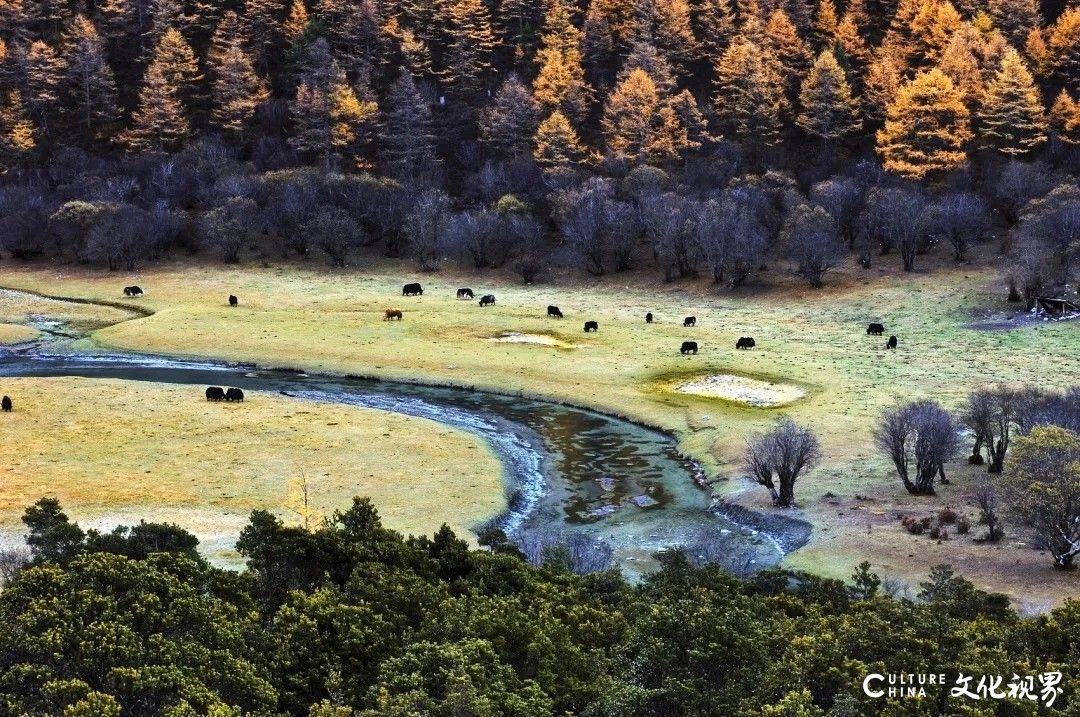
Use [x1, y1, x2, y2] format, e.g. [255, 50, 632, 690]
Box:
[782, 203, 845, 288]
[962, 385, 1018, 473]
[404, 188, 452, 271]
[973, 478, 1003, 542]
[745, 417, 822, 508]
[920, 191, 991, 262]
[302, 205, 366, 267]
[874, 400, 958, 495]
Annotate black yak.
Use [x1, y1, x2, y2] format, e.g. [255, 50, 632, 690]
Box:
[1, 396, 10, 412]
[683, 316, 696, 327]
[205, 386, 225, 401]
[402, 283, 423, 296]
[584, 321, 598, 332]
[229, 295, 238, 306]
[736, 337, 756, 349]
[886, 335, 898, 349]
[547, 305, 563, 318]
[457, 288, 474, 299]
[646, 312, 653, 323]
[867, 322, 884, 335]
[680, 341, 698, 354]
[479, 294, 496, 306]
[225, 387, 245, 402]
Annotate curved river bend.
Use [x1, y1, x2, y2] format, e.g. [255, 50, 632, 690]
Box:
[0, 302, 790, 577]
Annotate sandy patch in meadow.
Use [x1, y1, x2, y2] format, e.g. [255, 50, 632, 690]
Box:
[674, 374, 806, 407]
[485, 331, 581, 348]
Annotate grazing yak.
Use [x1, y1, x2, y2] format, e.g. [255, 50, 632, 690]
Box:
[225, 387, 245, 402]
[402, 282, 423, 296]
[736, 337, 756, 349]
[547, 305, 563, 318]
[1, 395, 10, 412]
[457, 288, 474, 299]
[205, 386, 226, 401]
[479, 294, 496, 306]
[680, 341, 698, 354]
[584, 321, 598, 332]
[867, 322, 884, 335]
[384, 308, 403, 321]
[123, 286, 143, 297]
[683, 316, 696, 327]
[646, 312, 653, 323]
[886, 335, 898, 349]
[229, 295, 238, 306]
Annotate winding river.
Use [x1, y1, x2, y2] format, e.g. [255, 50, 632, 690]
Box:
[0, 292, 795, 577]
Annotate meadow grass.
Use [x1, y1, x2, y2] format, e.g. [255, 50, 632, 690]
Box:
[0, 376, 504, 563]
[0, 324, 39, 345]
[0, 257, 1076, 600]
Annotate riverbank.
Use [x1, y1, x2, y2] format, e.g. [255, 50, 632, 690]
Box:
[1, 258, 1078, 603]
[0, 375, 506, 564]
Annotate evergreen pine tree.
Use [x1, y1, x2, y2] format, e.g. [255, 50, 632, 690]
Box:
[378, 66, 438, 180]
[23, 39, 63, 135]
[602, 66, 660, 161]
[988, 0, 1039, 48]
[61, 15, 119, 140]
[211, 39, 269, 138]
[479, 73, 540, 157]
[123, 59, 190, 150]
[441, 0, 496, 100]
[533, 109, 585, 167]
[290, 39, 377, 167]
[764, 9, 813, 102]
[1050, 90, 1080, 145]
[876, 68, 972, 177]
[978, 47, 1046, 155]
[713, 37, 785, 145]
[695, 0, 737, 66]
[812, 0, 837, 47]
[797, 48, 861, 139]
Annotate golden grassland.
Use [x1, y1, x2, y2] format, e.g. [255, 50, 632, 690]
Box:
[0, 377, 505, 563]
[0, 257, 1077, 602]
[0, 324, 39, 345]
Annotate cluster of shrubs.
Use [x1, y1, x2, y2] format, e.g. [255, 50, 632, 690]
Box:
[900, 508, 971, 541]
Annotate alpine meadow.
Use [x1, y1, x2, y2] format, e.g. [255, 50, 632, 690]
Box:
[0, 0, 1080, 713]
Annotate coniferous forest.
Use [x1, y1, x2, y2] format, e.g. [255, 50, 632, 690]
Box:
[0, 0, 1078, 291]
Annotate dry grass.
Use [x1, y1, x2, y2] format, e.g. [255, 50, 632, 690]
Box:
[1, 258, 1077, 601]
[0, 377, 505, 564]
[0, 324, 39, 345]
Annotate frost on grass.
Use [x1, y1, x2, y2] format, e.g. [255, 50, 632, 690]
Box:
[674, 374, 806, 407]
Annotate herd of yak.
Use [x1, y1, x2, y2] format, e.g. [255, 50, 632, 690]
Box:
[396, 282, 899, 355]
[0, 282, 899, 414]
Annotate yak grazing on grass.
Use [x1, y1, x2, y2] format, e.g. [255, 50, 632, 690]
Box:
[225, 388, 244, 402]
[681, 341, 698, 354]
[205, 387, 225, 401]
[867, 322, 884, 335]
[736, 337, 756, 349]
[123, 286, 143, 297]
[548, 305, 563, 318]
[646, 312, 653, 323]
[457, 288, 474, 299]
[402, 283, 423, 296]
[886, 335, 898, 349]
[479, 295, 496, 306]
[1, 396, 10, 412]
[229, 295, 238, 306]
[683, 316, 696, 327]
[384, 309, 403, 321]
[584, 321, 598, 332]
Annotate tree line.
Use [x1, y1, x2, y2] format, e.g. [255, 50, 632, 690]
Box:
[0, 495, 1077, 715]
[0, 0, 1078, 295]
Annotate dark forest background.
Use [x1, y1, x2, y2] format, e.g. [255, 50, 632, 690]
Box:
[0, 0, 1078, 297]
